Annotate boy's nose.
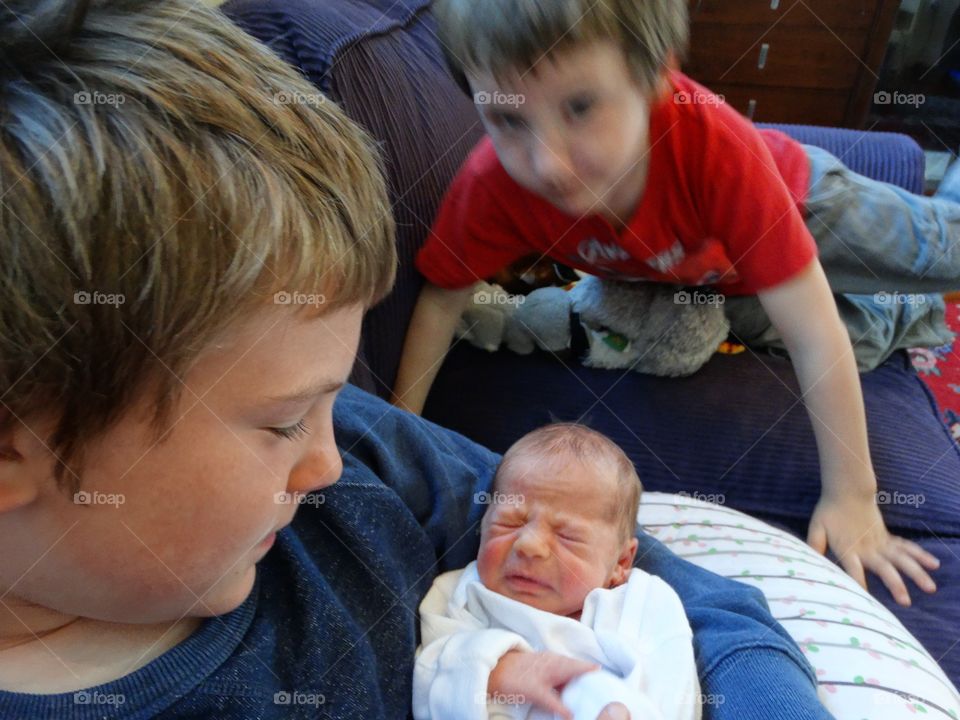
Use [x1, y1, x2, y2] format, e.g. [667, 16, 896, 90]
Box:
[531, 137, 575, 189]
[288, 425, 343, 495]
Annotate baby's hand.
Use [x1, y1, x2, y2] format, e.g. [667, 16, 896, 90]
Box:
[488, 650, 599, 720]
[597, 702, 631, 720]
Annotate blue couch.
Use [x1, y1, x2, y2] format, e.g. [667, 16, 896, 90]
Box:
[223, 0, 960, 686]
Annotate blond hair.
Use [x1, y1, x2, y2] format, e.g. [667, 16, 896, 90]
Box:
[0, 0, 396, 489]
[433, 0, 688, 93]
[493, 423, 642, 542]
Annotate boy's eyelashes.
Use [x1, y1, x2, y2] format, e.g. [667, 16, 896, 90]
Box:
[267, 419, 311, 441]
[564, 94, 595, 118]
[488, 110, 527, 131]
[486, 95, 596, 131]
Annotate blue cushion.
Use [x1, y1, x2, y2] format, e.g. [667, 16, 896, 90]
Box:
[426, 345, 960, 537]
[760, 123, 926, 195]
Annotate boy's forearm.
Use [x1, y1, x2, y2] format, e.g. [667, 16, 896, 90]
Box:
[787, 330, 877, 498]
[393, 283, 475, 415]
[757, 262, 877, 498]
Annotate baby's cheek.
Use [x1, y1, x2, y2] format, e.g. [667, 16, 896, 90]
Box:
[561, 559, 601, 598]
[476, 538, 505, 587]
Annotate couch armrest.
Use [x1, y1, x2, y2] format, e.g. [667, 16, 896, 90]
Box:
[759, 123, 926, 194]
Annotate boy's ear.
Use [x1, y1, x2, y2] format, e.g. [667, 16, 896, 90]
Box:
[665, 51, 681, 72]
[651, 63, 675, 104]
[0, 418, 44, 514]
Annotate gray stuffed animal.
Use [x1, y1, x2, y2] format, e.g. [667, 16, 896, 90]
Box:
[456, 277, 730, 377]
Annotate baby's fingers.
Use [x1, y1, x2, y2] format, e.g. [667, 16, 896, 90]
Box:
[538, 653, 600, 688]
[598, 702, 631, 720]
[521, 686, 572, 720]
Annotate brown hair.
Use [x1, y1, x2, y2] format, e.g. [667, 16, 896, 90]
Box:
[0, 0, 396, 490]
[432, 0, 688, 94]
[493, 423, 642, 542]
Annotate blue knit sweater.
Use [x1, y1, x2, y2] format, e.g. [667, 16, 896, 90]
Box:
[0, 386, 833, 719]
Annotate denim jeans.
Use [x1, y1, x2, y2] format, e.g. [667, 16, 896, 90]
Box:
[805, 144, 960, 294]
[725, 147, 959, 371]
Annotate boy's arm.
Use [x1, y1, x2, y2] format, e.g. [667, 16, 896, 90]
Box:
[392, 282, 475, 415]
[757, 259, 940, 606]
[634, 531, 835, 720]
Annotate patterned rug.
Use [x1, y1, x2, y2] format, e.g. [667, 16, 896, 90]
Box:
[908, 301, 960, 444]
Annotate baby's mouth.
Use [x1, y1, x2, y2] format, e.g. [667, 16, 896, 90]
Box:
[504, 572, 551, 593]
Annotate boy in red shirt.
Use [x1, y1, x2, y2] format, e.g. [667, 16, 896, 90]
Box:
[394, 0, 959, 606]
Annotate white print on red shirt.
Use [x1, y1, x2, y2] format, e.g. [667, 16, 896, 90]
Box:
[644, 239, 686, 273]
[577, 237, 631, 269]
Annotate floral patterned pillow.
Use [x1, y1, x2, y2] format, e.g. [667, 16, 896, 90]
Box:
[638, 493, 960, 719]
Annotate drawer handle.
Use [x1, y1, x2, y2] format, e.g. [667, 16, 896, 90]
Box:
[747, 99, 758, 120]
[758, 43, 770, 70]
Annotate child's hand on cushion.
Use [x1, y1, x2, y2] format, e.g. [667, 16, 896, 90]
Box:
[808, 488, 940, 606]
[488, 650, 599, 720]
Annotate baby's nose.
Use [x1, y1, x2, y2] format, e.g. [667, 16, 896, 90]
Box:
[513, 526, 550, 559]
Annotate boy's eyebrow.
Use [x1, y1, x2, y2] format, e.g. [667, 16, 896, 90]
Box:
[265, 380, 345, 405]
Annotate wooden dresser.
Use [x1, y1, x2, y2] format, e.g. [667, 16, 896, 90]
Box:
[684, 0, 901, 127]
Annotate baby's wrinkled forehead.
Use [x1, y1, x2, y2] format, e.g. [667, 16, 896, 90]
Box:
[491, 448, 622, 516]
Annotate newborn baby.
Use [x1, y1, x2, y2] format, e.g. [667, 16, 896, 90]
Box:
[413, 423, 701, 720]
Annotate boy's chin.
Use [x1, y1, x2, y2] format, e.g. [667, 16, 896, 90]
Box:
[191, 564, 259, 617]
[548, 194, 602, 219]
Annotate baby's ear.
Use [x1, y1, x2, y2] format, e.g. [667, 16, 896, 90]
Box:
[612, 537, 640, 585]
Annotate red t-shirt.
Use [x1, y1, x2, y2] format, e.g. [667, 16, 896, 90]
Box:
[416, 72, 816, 296]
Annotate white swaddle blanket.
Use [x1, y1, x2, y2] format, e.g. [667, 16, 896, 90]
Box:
[413, 561, 701, 720]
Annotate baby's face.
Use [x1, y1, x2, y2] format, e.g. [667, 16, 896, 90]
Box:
[477, 451, 636, 617]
